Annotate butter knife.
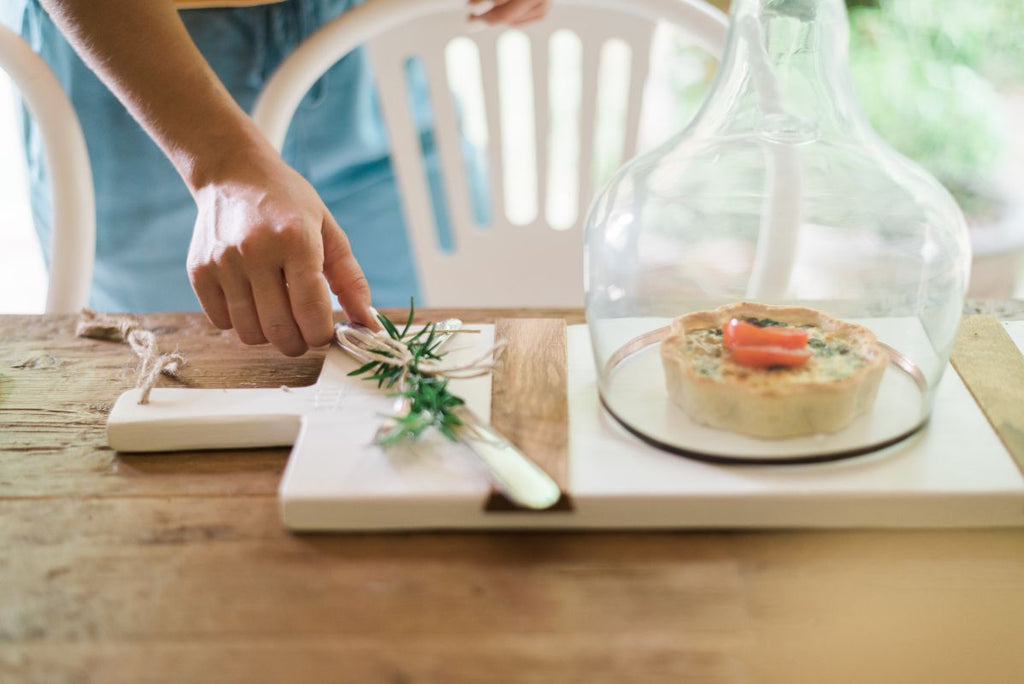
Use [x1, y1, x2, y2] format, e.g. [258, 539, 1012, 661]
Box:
[334, 321, 562, 510]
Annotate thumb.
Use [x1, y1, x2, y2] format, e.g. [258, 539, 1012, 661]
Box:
[321, 214, 377, 329]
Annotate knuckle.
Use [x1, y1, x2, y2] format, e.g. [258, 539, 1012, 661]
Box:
[264, 320, 298, 342]
[292, 288, 330, 315]
[273, 219, 315, 251]
[326, 262, 370, 296]
[235, 326, 267, 345]
[240, 221, 314, 265]
[208, 315, 232, 331]
[237, 232, 271, 261]
[212, 243, 243, 269]
[301, 321, 333, 350]
[343, 272, 371, 297]
[276, 219, 308, 241]
[291, 300, 332, 347]
[187, 259, 216, 283]
[265, 323, 307, 356]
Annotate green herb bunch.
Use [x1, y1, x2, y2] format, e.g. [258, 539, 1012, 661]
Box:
[347, 301, 465, 446]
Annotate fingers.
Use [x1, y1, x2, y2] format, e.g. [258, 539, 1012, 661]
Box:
[218, 268, 269, 347]
[189, 171, 376, 354]
[321, 214, 378, 330]
[251, 268, 310, 357]
[509, 5, 547, 25]
[468, 0, 548, 26]
[283, 260, 334, 349]
[188, 260, 232, 330]
[189, 225, 328, 355]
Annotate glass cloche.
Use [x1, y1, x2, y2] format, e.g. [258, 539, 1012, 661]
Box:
[584, 0, 971, 462]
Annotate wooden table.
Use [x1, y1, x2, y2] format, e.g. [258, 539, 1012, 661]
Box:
[3, 307, 1024, 683]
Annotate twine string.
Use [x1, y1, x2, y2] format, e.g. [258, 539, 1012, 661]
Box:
[76, 309, 186, 404]
[336, 326, 504, 379]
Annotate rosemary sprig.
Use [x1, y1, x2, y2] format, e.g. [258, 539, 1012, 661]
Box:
[347, 299, 465, 446]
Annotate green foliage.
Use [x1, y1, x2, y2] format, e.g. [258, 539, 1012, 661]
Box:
[864, 0, 1024, 86]
[347, 300, 465, 446]
[661, 1, 1021, 216]
[848, 0, 1022, 211]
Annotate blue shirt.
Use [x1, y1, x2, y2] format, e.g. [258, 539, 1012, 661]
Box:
[7, 0, 484, 311]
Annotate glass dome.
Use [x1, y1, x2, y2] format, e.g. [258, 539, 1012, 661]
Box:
[584, 0, 971, 462]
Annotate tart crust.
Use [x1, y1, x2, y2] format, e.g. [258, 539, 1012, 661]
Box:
[660, 302, 888, 438]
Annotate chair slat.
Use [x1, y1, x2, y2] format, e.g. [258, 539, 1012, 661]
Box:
[476, 33, 508, 230]
[419, 48, 477, 249]
[366, 44, 442, 280]
[576, 38, 600, 231]
[621, 25, 655, 163]
[253, 0, 729, 307]
[529, 28, 551, 231]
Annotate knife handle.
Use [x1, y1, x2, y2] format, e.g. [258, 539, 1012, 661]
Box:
[454, 408, 562, 510]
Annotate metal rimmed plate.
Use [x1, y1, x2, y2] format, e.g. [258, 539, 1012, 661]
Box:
[598, 323, 929, 464]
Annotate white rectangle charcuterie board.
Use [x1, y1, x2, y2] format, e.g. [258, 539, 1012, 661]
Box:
[277, 322, 1024, 531]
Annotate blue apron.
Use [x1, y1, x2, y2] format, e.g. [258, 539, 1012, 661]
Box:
[6, 0, 486, 311]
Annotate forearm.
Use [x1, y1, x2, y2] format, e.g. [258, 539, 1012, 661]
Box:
[39, 0, 273, 193]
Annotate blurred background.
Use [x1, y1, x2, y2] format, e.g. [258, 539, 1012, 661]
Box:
[2, 0, 1022, 312]
[634, 0, 1024, 300]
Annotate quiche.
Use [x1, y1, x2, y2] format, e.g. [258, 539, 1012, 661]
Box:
[660, 302, 888, 438]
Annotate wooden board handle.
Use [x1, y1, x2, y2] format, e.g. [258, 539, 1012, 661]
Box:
[950, 315, 1024, 476]
[107, 387, 306, 453]
[487, 318, 573, 511]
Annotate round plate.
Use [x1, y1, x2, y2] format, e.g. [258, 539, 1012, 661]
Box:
[600, 326, 928, 464]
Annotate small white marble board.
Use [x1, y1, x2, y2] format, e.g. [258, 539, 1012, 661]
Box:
[107, 322, 1024, 531]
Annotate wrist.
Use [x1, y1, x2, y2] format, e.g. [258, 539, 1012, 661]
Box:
[176, 118, 282, 196]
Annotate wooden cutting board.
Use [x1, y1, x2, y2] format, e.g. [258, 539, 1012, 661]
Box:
[950, 315, 1024, 478]
[488, 319, 573, 511]
[106, 318, 1024, 531]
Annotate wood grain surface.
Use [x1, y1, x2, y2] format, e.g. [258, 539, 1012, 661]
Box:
[3, 309, 1024, 684]
[951, 314, 1024, 476]
[488, 318, 572, 511]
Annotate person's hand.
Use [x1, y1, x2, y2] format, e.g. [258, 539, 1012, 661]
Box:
[186, 147, 376, 357]
[467, 0, 550, 26]
[37, 0, 374, 356]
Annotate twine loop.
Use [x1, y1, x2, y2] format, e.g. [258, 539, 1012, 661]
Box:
[76, 309, 186, 404]
[335, 325, 504, 379]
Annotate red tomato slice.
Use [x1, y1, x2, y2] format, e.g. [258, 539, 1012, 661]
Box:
[722, 318, 809, 350]
[729, 345, 812, 369]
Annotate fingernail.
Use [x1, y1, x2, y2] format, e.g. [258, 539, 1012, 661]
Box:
[466, 16, 487, 33]
[468, 0, 495, 16]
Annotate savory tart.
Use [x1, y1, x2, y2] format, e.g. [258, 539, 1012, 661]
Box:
[660, 302, 888, 438]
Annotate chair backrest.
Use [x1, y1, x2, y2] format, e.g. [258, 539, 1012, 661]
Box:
[0, 23, 94, 313]
[253, 0, 727, 307]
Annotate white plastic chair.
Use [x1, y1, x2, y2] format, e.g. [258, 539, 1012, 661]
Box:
[0, 23, 94, 313]
[253, 0, 727, 307]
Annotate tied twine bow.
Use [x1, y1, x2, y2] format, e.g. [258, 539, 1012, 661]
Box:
[75, 309, 186, 404]
[336, 324, 503, 379]
[338, 308, 506, 445]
